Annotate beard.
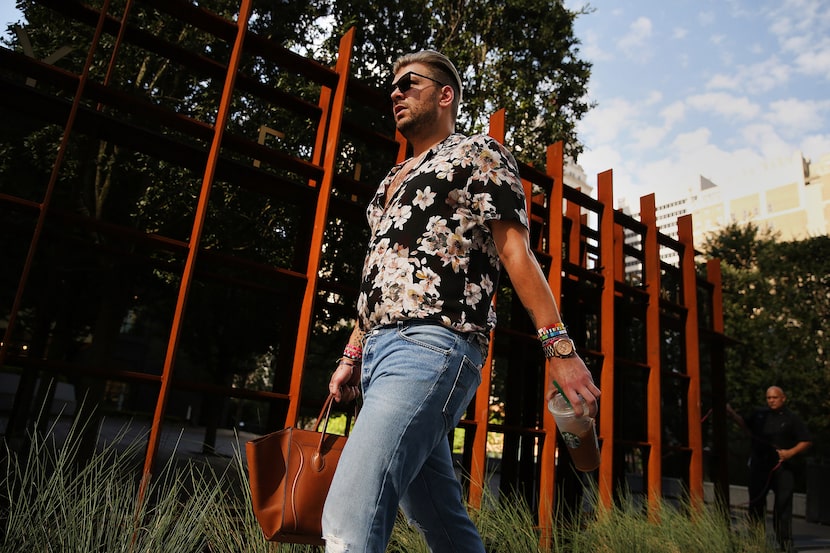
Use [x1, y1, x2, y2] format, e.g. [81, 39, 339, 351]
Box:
[395, 93, 440, 139]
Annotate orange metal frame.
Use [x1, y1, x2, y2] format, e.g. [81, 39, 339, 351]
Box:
[0, 0, 729, 535]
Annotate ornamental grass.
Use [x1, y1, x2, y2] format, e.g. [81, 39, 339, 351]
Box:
[1, 415, 773, 552]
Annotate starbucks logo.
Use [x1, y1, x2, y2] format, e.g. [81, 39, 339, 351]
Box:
[561, 431, 581, 449]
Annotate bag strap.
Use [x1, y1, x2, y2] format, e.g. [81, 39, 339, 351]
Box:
[313, 393, 336, 436]
[311, 394, 339, 471]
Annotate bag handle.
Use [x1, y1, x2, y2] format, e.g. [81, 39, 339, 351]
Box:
[311, 393, 340, 472]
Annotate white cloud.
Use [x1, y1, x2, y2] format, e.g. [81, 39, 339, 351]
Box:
[740, 123, 792, 158]
[571, 0, 830, 208]
[632, 125, 669, 151]
[706, 57, 791, 94]
[644, 90, 662, 106]
[792, 38, 830, 79]
[687, 92, 761, 120]
[617, 17, 653, 62]
[766, 0, 830, 79]
[660, 101, 686, 127]
[801, 134, 830, 161]
[764, 98, 829, 135]
[578, 97, 640, 144]
[698, 11, 716, 26]
[581, 29, 612, 63]
[672, 127, 712, 153]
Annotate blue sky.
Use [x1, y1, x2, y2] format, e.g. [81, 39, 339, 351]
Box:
[3, 1, 829, 207]
[565, 0, 830, 206]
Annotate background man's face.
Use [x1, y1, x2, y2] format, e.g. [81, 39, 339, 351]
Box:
[766, 388, 786, 411]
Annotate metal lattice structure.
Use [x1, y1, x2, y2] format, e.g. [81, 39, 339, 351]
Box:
[0, 0, 730, 540]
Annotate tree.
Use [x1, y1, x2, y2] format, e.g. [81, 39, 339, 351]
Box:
[702, 223, 830, 463]
[1, 0, 325, 454]
[312, 0, 593, 165]
[2, 0, 595, 453]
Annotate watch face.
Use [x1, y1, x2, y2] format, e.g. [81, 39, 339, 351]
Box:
[554, 339, 574, 356]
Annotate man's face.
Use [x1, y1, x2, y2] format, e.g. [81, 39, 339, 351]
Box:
[766, 388, 786, 411]
[390, 63, 442, 136]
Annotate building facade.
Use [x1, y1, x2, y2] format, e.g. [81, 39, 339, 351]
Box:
[621, 151, 830, 274]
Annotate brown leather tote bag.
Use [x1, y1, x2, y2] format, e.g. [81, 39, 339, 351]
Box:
[245, 393, 347, 545]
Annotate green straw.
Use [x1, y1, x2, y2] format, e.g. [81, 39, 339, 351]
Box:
[553, 380, 574, 409]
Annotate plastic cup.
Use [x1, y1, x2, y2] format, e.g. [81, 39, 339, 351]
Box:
[548, 393, 600, 472]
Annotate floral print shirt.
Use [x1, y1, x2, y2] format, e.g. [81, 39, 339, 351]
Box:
[356, 133, 528, 343]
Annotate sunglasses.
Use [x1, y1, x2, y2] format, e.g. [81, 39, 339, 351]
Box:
[390, 71, 446, 95]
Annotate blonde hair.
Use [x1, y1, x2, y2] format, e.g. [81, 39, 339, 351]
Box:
[393, 50, 462, 120]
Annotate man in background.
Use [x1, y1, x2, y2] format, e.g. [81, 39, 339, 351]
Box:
[728, 386, 812, 552]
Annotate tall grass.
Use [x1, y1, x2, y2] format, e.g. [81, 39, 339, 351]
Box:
[1, 418, 774, 552]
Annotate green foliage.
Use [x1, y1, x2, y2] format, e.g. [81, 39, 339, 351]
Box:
[313, 0, 593, 165]
[702, 223, 830, 460]
[1, 417, 774, 553]
[570, 498, 773, 553]
[1, 0, 593, 405]
[1, 416, 224, 552]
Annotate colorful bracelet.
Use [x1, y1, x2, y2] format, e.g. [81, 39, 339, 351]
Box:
[537, 323, 568, 342]
[541, 333, 569, 346]
[343, 343, 363, 360]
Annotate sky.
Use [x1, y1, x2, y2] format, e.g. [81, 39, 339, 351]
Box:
[564, 0, 830, 207]
[2, 1, 829, 207]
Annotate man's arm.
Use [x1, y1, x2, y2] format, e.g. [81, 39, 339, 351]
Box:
[490, 219, 600, 417]
[328, 325, 364, 403]
[779, 441, 812, 462]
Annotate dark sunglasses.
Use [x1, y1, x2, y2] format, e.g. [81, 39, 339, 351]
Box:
[390, 71, 446, 95]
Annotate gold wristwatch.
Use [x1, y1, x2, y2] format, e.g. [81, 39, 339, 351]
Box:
[543, 337, 576, 359]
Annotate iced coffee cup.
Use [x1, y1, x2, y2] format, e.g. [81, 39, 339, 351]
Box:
[548, 392, 600, 472]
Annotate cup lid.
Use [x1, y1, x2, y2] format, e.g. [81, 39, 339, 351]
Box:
[548, 392, 577, 415]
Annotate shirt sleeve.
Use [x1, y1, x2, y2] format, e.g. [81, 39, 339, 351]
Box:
[467, 136, 528, 230]
[792, 413, 813, 443]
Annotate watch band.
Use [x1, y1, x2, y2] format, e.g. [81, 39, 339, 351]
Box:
[542, 337, 576, 359]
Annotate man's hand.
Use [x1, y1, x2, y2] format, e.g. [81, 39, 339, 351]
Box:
[329, 359, 361, 403]
[545, 355, 599, 418]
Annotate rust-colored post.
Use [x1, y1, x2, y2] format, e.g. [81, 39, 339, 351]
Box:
[640, 194, 663, 518]
[678, 215, 704, 507]
[536, 141, 566, 542]
[309, 87, 332, 184]
[596, 169, 616, 509]
[98, 0, 134, 110]
[545, 141, 566, 293]
[468, 109, 511, 508]
[565, 200, 581, 268]
[141, 0, 254, 484]
[394, 129, 409, 164]
[707, 259, 724, 334]
[468, 336, 493, 509]
[285, 28, 356, 426]
[707, 258, 730, 508]
[488, 108, 506, 142]
[613, 223, 624, 283]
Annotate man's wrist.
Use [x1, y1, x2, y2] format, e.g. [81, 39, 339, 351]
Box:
[541, 337, 576, 359]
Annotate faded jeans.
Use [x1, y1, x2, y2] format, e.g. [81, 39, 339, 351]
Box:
[322, 321, 486, 553]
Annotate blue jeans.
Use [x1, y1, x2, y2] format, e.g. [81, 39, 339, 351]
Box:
[322, 321, 486, 553]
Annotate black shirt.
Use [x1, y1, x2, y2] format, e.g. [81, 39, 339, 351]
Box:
[743, 406, 812, 471]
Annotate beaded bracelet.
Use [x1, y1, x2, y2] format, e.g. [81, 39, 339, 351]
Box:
[537, 323, 568, 342]
[343, 343, 363, 361]
[541, 331, 569, 343]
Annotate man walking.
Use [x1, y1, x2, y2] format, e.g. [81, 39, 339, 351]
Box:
[322, 50, 599, 553]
